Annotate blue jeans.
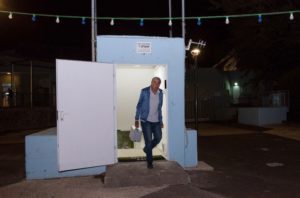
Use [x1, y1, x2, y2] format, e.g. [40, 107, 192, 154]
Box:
[141, 121, 162, 164]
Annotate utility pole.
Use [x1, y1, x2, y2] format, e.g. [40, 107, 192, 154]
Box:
[91, 0, 97, 62]
[168, 0, 172, 37]
[181, 0, 185, 42]
[194, 56, 198, 131]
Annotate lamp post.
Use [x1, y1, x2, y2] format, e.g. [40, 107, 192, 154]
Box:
[91, 0, 97, 62]
[191, 48, 201, 131]
[181, 0, 185, 40]
[185, 39, 206, 131]
[168, 0, 172, 37]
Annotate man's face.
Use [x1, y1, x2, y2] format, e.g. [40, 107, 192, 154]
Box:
[151, 79, 161, 92]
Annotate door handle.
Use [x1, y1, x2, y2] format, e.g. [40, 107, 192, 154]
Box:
[58, 111, 69, 121]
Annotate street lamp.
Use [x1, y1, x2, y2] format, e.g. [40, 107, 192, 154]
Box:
[191, 48, 201, 131]
[185, 39, 206, 132]
[191, 48, 201, 57]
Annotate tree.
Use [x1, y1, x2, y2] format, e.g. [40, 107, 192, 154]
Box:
[210, 0, 300, 89]
[208, 0, 300, 119]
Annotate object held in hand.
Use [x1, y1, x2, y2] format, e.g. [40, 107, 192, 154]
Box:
[129, 125, 142, 142]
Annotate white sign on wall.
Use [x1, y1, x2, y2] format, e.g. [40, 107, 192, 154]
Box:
[136, 42, 152, 54]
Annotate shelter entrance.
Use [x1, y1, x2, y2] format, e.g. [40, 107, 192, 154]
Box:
[116, 64, 168, 161]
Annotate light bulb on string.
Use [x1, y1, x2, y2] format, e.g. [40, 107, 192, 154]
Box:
[225, 17, 230, 24]
[2, 9, 300, 27]
[110, 18, 114, 26]
[290, 12, 294, 20]
[8, 12, 13, 19]
[258, 14, 263, 23]
[140, 18, 144, 27]
[32, 14, 36, 22]
[197, 17, 202, 26]
[81, 17, 86, 25]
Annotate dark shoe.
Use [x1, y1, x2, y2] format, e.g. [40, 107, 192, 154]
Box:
[147, 162, 153, 169]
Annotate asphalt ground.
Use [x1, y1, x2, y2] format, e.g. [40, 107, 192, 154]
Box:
[0, 123, 300, 197]
[193, 132, 300, 197]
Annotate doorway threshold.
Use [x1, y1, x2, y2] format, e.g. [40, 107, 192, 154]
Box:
[117, 148, 164, 162]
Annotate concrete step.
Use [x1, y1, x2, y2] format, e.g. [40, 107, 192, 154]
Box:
[104, 161, 191, 188]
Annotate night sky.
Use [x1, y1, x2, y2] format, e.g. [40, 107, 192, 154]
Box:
[0, 0, 227, 65]
[0, 0, 299, 68]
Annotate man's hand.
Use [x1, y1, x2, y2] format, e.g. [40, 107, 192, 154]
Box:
[135, 120, 139, 128]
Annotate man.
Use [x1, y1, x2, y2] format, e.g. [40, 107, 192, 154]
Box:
[135, 77, 163, 169]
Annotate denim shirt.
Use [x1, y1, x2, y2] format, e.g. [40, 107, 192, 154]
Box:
[135, 86, 163, 123]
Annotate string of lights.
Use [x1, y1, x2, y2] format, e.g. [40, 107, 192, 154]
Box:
[0, 9, 299, 25]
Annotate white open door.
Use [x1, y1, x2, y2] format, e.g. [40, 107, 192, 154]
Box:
[56, 59, 116, 171]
